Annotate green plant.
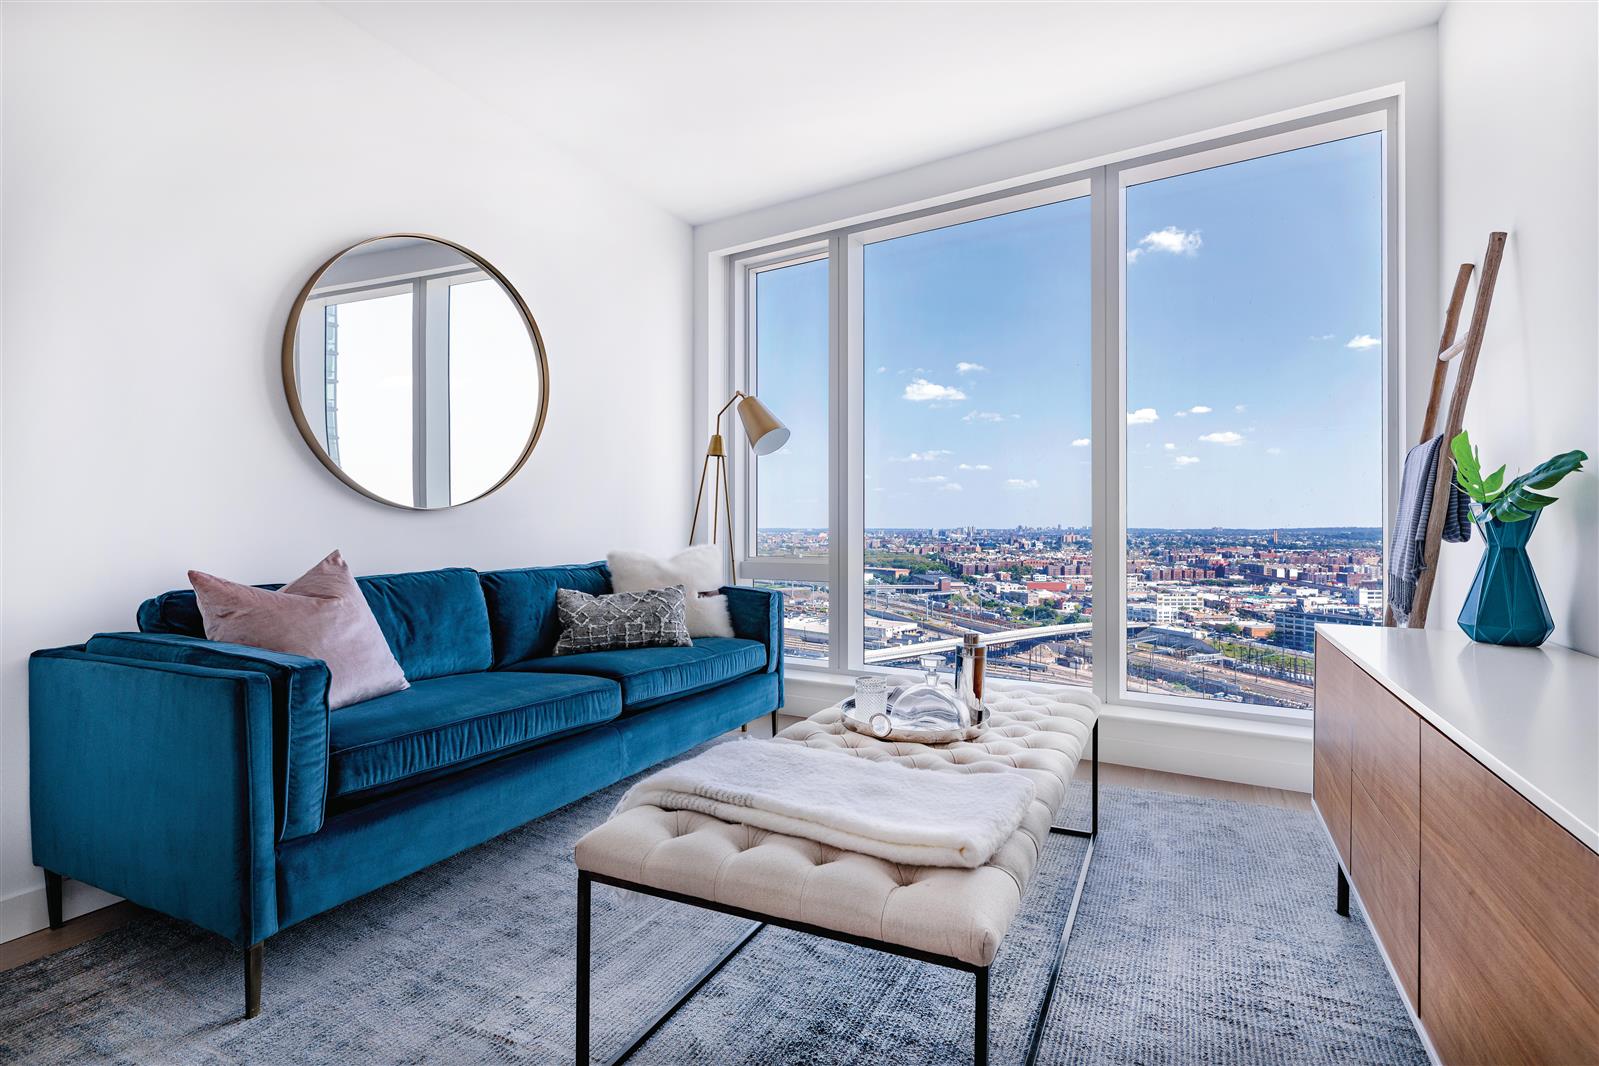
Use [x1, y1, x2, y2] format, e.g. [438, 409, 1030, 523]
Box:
[1450, 430, 1588, 524]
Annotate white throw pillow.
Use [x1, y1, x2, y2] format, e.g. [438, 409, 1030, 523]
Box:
[607, 546, 735, 639]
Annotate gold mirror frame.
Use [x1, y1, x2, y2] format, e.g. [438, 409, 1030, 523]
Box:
[281, 233, 550, 510]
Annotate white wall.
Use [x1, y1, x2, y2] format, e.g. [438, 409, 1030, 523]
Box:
[0, 2, 692, 940]
[1432, 1, 1599, 656]
[691, 27, 1442, 791]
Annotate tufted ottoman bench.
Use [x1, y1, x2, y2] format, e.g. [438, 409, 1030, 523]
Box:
[574, 682, 1099, 1066]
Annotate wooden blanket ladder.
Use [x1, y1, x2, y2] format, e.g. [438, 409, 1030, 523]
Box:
[1388, 230, 1507, 628]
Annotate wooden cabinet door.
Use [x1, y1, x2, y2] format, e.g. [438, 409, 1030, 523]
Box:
[1313, 633, 1355, 869]
[1352, 779, 1420, 1009]
[1344, 659, 1422, 1010]
[1420, 725, 1599, 1065]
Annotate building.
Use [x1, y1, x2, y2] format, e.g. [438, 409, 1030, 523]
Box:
[1272, 606, 1378, 652]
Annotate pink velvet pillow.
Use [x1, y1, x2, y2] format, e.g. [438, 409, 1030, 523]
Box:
[189, 551, 409, 709]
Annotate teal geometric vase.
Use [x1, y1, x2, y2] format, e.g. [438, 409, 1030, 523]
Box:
[1457, 513, 1556, 646]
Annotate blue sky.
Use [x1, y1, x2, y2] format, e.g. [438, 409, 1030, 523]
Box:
[756, 132, 1384, 531]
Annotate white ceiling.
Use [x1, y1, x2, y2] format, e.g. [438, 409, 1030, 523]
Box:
[330, 1, 1445, 225]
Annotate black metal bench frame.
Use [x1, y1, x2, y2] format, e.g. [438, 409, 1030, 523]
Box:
[576, 721, 1098, 1066]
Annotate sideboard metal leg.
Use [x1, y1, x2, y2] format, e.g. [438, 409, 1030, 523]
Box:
[577, 873, 591, 1064]
[1336, 865, 1350, 917]
[44, 871, 64, 930]
[974, 966, 990, 1066]
[244, 942, 263, 1019]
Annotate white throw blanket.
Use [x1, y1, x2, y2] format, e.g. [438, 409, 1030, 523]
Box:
[616, 741, 1035, 869]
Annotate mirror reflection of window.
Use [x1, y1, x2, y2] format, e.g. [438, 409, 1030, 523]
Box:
[447, 279, 539, 504]
[289, 236, 546, 509]
[325, 290, 414, 507]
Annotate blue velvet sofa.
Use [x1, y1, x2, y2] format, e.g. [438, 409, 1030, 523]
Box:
[29, 561, 782, 1017]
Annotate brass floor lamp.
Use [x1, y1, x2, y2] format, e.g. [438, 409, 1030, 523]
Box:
[691, 391, 789, 578]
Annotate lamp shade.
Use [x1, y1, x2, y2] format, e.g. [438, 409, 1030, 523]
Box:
[737, 394, 790, 456]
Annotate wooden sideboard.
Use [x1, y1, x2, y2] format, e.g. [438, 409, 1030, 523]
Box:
[1313, 625, 1598, 1065]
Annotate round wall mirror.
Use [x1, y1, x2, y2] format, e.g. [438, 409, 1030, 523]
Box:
[283, 234, 548, 509]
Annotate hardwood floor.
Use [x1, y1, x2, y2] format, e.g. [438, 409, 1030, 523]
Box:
[0, 900, 146, 973]
[1, 712, 1309, 974]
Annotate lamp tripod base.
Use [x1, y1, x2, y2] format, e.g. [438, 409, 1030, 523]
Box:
[689, 449, 736, 580]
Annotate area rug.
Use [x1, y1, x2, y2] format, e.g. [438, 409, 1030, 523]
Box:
[0, 743, 1425, 1065]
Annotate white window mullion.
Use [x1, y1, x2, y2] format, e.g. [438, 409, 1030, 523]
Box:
[419, 278, 452, 508]
[830, 234, 862, 673]
[1090, 165, 1122, 707]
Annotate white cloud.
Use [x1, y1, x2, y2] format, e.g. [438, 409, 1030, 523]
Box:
[1266, 446, 1283, 455]
[1186, 405, 1212, 415]
[891, 449, 953, 462]
[1313, 333, 1335, 341]
[963, 410, 1012, 423]
[903, 379, 966, 403]
[1126, 226, 1202, 264]
[955, 361, 986, 375]
[1346, 334, 1381, 350]
[1070, 438, 1091, 448]
[1199, 431, 1245, 445]
[1005, 478, 1040, 490]
[1234, 404, 1247, 413]
[1163, 442, 1176, 450]
[1173, 455, 1200, 466]
[876, 366, 888, 374]
[910, 474, 949, 484]
[938, 481, 963, 493]
[957, 463, 991, 471]
[1126, 408, 1159, 425]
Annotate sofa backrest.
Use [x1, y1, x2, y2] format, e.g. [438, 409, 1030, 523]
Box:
[478, 561, 610, 668]
[137, 567, 494, 682]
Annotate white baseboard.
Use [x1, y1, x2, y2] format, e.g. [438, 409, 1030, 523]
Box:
[1098, 709, 1312, 792]
[0, 877, 124, 945]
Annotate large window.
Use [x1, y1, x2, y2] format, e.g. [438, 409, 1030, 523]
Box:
[728, 104, 1393, 720]
[860, 196, 1094, 683]
[1121, 131, 1385, 711]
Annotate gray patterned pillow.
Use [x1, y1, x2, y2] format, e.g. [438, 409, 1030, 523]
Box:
[553, 585, 693, 655]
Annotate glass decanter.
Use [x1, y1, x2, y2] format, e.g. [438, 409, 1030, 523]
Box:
[888, 655, 967, 731]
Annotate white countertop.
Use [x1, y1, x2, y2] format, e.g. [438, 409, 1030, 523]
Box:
[1319, 624, 1599, 853]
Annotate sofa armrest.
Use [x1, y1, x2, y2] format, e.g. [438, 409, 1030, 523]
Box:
[29, 647, 279, 946]
[722, 585, 783, 674]
[83, 632, 331, 842]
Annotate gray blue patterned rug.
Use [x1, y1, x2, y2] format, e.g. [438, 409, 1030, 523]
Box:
[0, 746, 1424, 1065]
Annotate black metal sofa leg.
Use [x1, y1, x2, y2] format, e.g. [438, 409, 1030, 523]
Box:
[245, 942, 263, 1019]
[44, 871, 64, 930]
[1336, 865, 1350, 917]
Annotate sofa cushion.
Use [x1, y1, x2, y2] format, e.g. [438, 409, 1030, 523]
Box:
[509, 637, 766, 710]
[328, 671, 621, 799]
[479, 562, 610, 668]
[139, 566, 493, 683]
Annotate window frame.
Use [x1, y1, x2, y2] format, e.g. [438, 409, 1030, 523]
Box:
[736, 243, 832, 579]
[724, 98, 1399, 720]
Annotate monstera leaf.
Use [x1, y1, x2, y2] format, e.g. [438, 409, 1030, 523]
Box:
[1451, 430, 1587, 523]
